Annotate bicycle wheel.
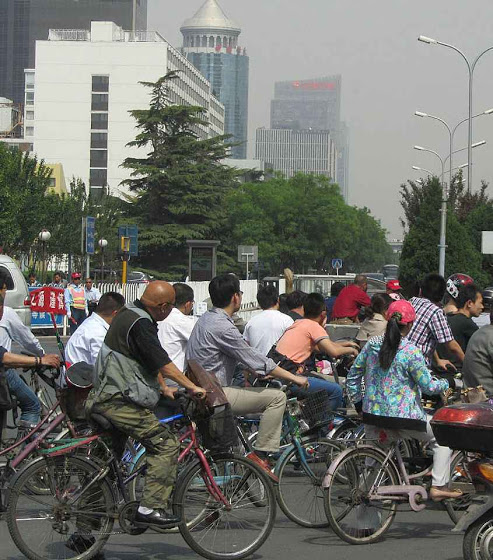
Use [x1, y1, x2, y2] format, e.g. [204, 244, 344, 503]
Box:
[445, 451, 476, 524]
[325, 447, 399, 544]
[275, 438, 342, 527]
[174, 454, 276, 560]
[7, 455, 115, 560]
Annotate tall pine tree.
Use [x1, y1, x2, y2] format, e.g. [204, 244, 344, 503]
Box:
[121, 72, 239, 278]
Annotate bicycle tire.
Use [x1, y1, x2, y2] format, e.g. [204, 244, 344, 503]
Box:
[174, 454, 276, 560]
[445, 451, 475, 524]
[7, 455, 115, 560]
[325, 447, 399, 545]
[463, 512, 493, 560]
[275, 437, 342, 527]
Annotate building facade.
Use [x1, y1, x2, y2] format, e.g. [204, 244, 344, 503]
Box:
[0, 0, 147, 106]
[181, 0, 249, 159]
[255, 128, 337, 181]
[29, 21, 224, 198]
[266, 76, 349, 200]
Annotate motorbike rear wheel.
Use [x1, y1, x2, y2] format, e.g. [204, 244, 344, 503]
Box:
[463, 512, 493, 560]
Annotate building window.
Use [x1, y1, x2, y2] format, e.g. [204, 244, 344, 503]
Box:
[90, 150, 108, 167]
[92, 75, 109, 93]
[91, 113, 108, 130]
[91, 132, 108, 149]
[90, 168, 107, 187]
[25, 91, 34, 105]
[91, 93, 108, 111]
[25, 126, 34, 136]
[26, 110, 34, 120]
[90, 186, 104, 201]
[49, 178, 56, 188]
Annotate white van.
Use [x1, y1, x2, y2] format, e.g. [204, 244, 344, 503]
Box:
[0, 256, 31, 326]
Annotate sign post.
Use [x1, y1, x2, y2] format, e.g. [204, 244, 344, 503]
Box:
[121, 237, 130, 284]
[186, 240, 220, 282]
[238, 245, 258, 280]
[331, 258, 343, 276]
[118, 225, 139, 284]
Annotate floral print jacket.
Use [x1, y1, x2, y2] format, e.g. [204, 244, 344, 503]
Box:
[347, 336, 448, 427]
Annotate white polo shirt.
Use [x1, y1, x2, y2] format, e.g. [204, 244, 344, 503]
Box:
[158, 307, 198, 373]
[243, 309, 294, 356]
[65, 312, 109, 366]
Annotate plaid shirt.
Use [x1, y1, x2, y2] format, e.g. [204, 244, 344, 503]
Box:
[408, 297, 453, 366]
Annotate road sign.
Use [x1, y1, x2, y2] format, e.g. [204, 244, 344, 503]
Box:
[86, 216, 95, 255]
[238, 245, 258, 263]
[118, 225, 138, 256]
[331, 258, 343, 270]
[482, 231, 493, 254]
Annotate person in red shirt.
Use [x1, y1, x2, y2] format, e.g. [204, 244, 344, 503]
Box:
[331, 275, 371, 323]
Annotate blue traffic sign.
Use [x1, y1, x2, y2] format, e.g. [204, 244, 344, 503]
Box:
[86, 216, 96, 255]
[331, 258, 343, 270]
[118, 225, 138, 256]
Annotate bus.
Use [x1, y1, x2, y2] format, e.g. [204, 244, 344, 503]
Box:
[382, 264, 399, 281]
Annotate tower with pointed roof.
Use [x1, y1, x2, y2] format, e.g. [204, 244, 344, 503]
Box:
[181, 0, 249, 158]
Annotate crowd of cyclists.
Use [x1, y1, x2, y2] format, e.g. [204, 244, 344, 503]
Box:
[0, 268, 492, 558]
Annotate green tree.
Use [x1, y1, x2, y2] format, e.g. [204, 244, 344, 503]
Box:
[121, 72, 239, 279]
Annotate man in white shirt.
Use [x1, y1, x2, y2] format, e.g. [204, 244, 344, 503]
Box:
[65, 292, 125, 366]
[244, 284, 294, 355]
[158, 283, 197, 377]
[84, 277, 102, 315]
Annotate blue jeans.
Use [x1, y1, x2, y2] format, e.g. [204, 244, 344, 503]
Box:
[6, 369, 41, 425]
[289, 375, 343, 411]
[70, 307, 87, 335]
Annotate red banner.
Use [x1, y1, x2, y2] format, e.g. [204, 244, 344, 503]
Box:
[29, 287, 66, 315]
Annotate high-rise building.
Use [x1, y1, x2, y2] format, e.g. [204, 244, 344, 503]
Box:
[181, 0, 249, 159]
[0, 0, 147, 106]
[263, 76, 349, 200]
[29, 21, 224, 198]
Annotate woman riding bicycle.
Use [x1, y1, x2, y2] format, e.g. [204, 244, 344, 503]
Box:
[346, 299, 462, 501]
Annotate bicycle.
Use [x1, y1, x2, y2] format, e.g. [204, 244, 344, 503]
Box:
[6, 392, 277, 560]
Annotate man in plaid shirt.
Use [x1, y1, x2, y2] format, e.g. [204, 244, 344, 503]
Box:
[408, 274, 465, 368]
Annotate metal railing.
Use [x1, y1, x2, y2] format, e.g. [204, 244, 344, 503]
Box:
[48, 29, 90, 41]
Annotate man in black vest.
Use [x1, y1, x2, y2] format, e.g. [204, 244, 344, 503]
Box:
[88, 281, 204, 531]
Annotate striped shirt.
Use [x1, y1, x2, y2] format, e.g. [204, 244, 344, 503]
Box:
[408, 297, 453, 366]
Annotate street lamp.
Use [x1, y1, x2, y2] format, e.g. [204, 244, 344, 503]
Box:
[98, 239, 108, 283]
[38, 229, 51, 285]
[418, 35, 493, 192]
[412, 165, 435, 176]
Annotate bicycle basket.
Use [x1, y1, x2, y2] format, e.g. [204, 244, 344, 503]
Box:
[195, 403, 238, 454]
[298, 390, 332, 427]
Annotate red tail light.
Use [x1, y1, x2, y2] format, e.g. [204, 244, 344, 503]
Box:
[24, 297, 31, 307]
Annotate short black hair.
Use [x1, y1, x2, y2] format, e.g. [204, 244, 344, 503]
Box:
[0, 270, 13, 290]
[279, 293, 289, 314]
[330, 281, 345, 297]
[257, 285, 279, 310]
[96, 292, 125, 315]
[303, 292, 326, 319]
[209, 274, 241, 308]
[457, 284, 481, 309]
[286, 290, 306, 311]
[173, 283, 194, 307]
[421, 273, 446, 303]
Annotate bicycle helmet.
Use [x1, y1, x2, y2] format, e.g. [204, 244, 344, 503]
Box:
[446, 273, 474, 300]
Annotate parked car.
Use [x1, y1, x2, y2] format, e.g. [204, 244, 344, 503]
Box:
[127, 271, 153, 284]
[0, 255, 31, 326]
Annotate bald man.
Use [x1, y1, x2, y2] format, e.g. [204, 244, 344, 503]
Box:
[86, 281, 204, 535]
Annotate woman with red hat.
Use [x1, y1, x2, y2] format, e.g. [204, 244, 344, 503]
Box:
[347, 299, 462, 501]
[386, 279, 404, 300]
[64, 272, 87, 335]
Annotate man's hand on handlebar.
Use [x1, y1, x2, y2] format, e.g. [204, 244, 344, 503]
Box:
[189, 385, 206, 400]
[40, 354, 61, 369]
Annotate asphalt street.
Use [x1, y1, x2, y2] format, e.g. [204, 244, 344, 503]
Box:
[5, 336, 465, 559]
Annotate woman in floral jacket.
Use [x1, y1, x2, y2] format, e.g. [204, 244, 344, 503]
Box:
[346, 299, 462, 501]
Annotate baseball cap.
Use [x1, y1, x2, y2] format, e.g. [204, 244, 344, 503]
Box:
[387, 300, 416, 325]
[71, 272, 81, 280]
[386, 279, 402, 292]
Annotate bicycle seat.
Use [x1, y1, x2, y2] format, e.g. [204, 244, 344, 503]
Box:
[90, 413, 113, 431]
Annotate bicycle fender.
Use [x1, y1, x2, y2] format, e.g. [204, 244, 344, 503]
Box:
[273, 443, 296, 477]
[321, 444, 392, 489]
[452, 495, 493, 533]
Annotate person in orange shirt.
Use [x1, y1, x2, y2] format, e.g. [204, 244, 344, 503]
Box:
[274, 293, 358, 410]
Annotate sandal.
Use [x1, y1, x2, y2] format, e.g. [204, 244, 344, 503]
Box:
[430, 487, 464, 502]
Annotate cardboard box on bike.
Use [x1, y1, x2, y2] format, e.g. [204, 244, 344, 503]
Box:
[431, 403, 493, 453]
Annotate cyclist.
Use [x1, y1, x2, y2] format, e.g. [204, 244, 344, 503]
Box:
[346, 299, 462, 501]
[87, 281, 205, 530]
[443, 273, 474, 315]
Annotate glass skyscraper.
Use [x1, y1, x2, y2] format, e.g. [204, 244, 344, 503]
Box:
[0, 0, 147, 106]
[181, 0, 249, 159]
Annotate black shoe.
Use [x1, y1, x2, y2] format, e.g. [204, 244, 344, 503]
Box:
[134, 509, 181, 528]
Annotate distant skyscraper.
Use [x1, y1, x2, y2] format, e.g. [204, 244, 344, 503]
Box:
[181, 0, 249, 159]
[0, 0, 147, 105]
[265, 76, 349, 200]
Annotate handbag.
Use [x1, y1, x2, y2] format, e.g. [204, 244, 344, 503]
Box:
[186, 359, 229, 408]
[462, 386, 488, 404]
[0, 370, 13, 411]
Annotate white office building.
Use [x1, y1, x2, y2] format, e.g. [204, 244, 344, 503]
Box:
[29, 21, 225, 197]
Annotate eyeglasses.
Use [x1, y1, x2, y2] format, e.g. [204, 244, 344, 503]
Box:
[158, 301, 175, 309]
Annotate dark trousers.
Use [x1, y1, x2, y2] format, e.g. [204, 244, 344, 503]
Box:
[70, 307, 87, 335]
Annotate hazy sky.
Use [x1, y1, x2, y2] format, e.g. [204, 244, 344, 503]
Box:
[148, 0, 493, 239]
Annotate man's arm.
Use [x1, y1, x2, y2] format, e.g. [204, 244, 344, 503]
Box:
[443, 339, 465, 364]
[0, 347, 59, 369]
[64, 288, 72, 317]
[355, 290, 371, 308]
[4, 308, 44, 356]
[317, 338, 359, 359]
